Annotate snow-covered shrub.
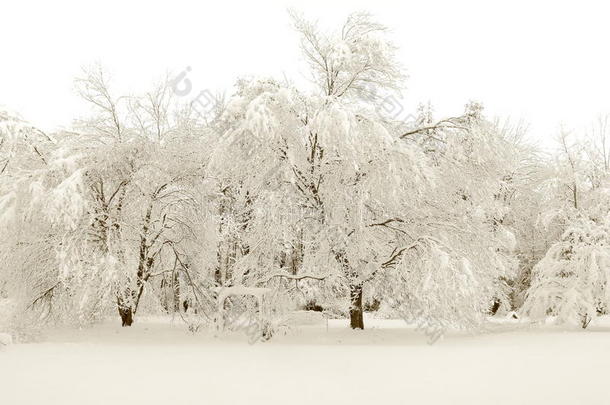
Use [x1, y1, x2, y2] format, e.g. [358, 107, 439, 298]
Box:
[0, 332, 12, 346]
[522, 214, 610, 327]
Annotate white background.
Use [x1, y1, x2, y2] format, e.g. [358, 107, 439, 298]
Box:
[2, 0, 609, 147]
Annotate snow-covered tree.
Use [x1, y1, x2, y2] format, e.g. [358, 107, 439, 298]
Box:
[0, 67, 217, 328]
[207, 13, 523, 333]
[519, 117, 610, 326]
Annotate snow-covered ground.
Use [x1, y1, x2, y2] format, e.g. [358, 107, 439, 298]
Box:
[1, 317, 610, 405]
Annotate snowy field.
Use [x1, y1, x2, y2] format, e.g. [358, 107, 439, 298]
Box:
[2, 317, 610, 405]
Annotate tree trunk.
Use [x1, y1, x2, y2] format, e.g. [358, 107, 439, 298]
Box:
[118, 306, 134, 327]
[581, 313, 591, 329]
[172, 272, 181, 313]
[490, 299, 501, 315]
[349, 284, 364, 329]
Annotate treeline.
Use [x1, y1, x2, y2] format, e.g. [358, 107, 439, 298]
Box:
[0, 12, 609, 336]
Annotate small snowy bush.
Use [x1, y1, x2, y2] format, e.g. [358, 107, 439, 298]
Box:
[0, 332, 12, 346]
[523, 214, 610, 328]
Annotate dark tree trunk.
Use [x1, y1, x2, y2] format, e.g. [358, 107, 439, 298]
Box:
[118, 306, 134, 327]
[214, 265, 222, 286]
[490, 299, 501, 315]
[350, 284, 364, 330]
[582, 313, 591, 329]
[119, 195, 157, 326]
[333, 249, 364, 330]
[172, 272, 181, 313]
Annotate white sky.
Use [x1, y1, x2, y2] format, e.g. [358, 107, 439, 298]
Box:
[2, 0, 609, 147]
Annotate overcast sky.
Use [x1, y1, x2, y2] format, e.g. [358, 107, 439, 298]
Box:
[2, 0, 609, 147]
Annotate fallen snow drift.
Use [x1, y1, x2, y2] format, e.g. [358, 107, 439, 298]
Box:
[1, 318, 609, 405]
